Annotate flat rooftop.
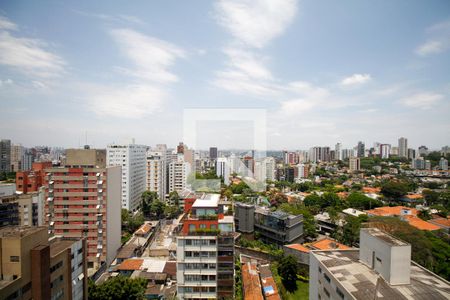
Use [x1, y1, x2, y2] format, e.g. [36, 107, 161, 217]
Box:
[312, 250, 450, 299]
[192, 194, 220, 208]
[364, 228, 407, 246]
[49, 239, 77, 257]
[0, 226, 46, 238]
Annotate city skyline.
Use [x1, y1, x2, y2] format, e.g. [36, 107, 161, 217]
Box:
[1, 0, 450, 149]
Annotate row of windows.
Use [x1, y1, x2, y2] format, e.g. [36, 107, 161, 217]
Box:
[50, 261, 63, 273]
[318, 266, 344, 300]
[184, 239, 216, 246]
[185, 251, 216, 258]
[184, 263, 216, 270]
[180, 287, 216, 293]
[185, 275, 216, 282]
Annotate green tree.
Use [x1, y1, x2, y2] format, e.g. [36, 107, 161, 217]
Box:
[381, 181, 411, 199]
[277, 255, 299, 292]
[169, 191, 180, 207]
[303, 194, 321, 207]
[88, 276, 147, 300]
[337, 215, 368, 246]
[141, 191, 158, 217]
[346, 192, 382, 210]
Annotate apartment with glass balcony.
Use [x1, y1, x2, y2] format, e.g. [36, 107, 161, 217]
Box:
[44, 148, 121, 275]
[176, 194, 235, 300]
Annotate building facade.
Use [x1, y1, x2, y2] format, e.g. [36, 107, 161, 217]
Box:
[0, 226, 87, 300]
[398, 137, 408, 158]
[146, 150, 167, 201]
[176, 194, 235, 300]
[107, 144, 147, 211]
[0, 139, 11, 172]
[44, 149, 121, 274]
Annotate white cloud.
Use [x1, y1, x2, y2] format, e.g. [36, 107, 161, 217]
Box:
[0, 16, 17, 30]
[341, 73, 372, 86]
[74, 10, 145, 25]
[415, 20, 450, 56]
[0, 17, 65, 78]
[400, 92, 444, 109]
[88, 84, 165, 118]
[110, 28, 185, 83]
[280, 99, 316, 115]
[415, 40, 447, 56]
[215, 0, 298, 48]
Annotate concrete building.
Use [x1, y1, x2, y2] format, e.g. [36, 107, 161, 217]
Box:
[0, 226, 87, 300]
[349, 157, 360, 172]
[0, 183, 19, 228]
[379, 144, 391, 159]
[296, 163, 309, 179]
[10, 144, 24, 172]
[0, 139, 11, 172]
[107, 143, 147, 211]
[45, 148, 121, 275]
[16, 162, 52, 194]
[335, 143, 343, 161]
[411, 157, 425, 170]
[309, 227, 450, 299]
[168, 154, 190, 194]
[310, 147, 331, 163]
[439, 157, 448, 171]
[21, 150, 33, 172]
[176, 194, 235, 299]
[398, 137, 408, 158]
[216, 157, 230, 185]
[209, 147, 218, 160]
[357, 141, 365, 158]
[407, 148, 416, 160]
[146, 150, 167, 201]
[234, 203, 303, 245]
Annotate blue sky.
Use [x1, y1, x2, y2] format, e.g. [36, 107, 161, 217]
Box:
[0, 0, 449, 150]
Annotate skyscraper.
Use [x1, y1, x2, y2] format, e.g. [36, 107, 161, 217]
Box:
[107, 143, 147, 211]
[335, 143, 342, 161]
[10, 143, 23, 171]
[216, 157, 230, 184]
[379, 144, 391, 159]
[0, 139, 11, 172]
[357, 141, 365, 158]
[349, 157, 360, 172]
[168, 154, 190, 194]
[398, 137, 408, 158]
[209, 147, 218, 160]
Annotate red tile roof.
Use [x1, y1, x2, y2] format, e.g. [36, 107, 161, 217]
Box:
[366, 206, 418, 217]
[310, 238, 350, 250]
[117, 259, 143, 271]
[402, 216, 441, 231]
[285, 243, 310, 253]
[242, 262, 264, 300]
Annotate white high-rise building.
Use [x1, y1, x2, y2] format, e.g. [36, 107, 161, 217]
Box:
[380, 144, 391, 159]
[146, 150, 167, 201]
[439, 157, 448, 171]
[264, 157, 275, 181]
[398, 137, 408, 158]
[335, 143, 343, 161]
[349, 157, 360, 172]
[169, 154, 190, 194]
[216, 157, 230, 185]
[10, 143, 23, 171]
[107, 143, 147, 211]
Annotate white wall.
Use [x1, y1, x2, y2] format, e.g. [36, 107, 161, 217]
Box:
[106, 166, 122, 266]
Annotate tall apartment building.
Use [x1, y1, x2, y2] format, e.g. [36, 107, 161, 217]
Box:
[335, 143, 342, 161]
[0, 226, 87, 300]
[379, 144, 391, 159]
[216, 157, 230, 185]
[209, 147, 218, 160]
[349, 157, 361, 172]
[234, 203, 303, 245]
[309, 228, 450, 299]
[439, 157, 448, 171]
[310, 147, 330, 163]
[296, 163, 309, 179]
[10, 144, 24, 171]
[0, 139, 11, 172]
[176, 194, 235, 300]
[146, 150, 167, 201]
[107, 143, 147, 211]
[16, 162, 52, 194]
[168, 154, 190, 194]
[357, 141, 365, 158]
[253, 157, 275, 183]
[398, 137, 408, 158]
[0, 183, 19, 228]
[44, 148, 121, 274]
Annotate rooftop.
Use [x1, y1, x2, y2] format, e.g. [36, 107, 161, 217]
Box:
[364, 228, 407, 246]
[49, 238, 78, 257]
[242, 262, 264, 300]
[312, 250, 450, 299]
[402, 215, 441, 231]
[192, 194, 220, 208]
[366, 206, 418, 217]
[117, 259, 144, 271]
[0, 226, 46, 238]
[310, 238, 350, 250]
[285, 243, 310, 253]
